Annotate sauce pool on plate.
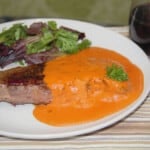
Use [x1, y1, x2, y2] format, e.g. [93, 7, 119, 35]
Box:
[33, 47, 144, 126]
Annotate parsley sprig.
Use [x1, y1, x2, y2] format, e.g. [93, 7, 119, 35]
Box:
[106, 64, 128, 81]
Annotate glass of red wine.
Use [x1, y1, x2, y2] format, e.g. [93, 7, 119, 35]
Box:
[129, 0, 150, 56]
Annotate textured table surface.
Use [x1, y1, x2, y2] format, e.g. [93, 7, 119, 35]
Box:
[0, 26, 150, 150]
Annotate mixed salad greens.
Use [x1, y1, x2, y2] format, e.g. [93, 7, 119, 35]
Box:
[0, 21, 91, 68]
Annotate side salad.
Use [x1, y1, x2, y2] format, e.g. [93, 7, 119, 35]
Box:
[0, 21, 91, 68]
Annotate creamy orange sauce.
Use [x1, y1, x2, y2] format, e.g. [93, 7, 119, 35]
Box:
[33, 47, 144, 126]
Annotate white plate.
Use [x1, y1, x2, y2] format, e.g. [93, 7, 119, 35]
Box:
[0, 18, 150, 140]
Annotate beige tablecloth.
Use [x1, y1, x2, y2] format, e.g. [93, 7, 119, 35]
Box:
[0, 26, 150, 150]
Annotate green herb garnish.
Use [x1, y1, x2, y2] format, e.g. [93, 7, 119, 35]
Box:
[106, 64, 128, 81]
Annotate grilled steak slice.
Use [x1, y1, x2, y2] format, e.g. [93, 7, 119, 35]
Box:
[0, 63, 52, 105]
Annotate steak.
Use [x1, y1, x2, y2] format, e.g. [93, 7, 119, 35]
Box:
[0, 63, 52, 105]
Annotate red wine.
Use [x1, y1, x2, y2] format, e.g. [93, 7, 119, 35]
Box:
[129, 3, 150, 55]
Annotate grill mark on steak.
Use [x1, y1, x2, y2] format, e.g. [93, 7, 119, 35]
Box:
[6, 64, 45, 86]
[0, 63, 52, 105]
